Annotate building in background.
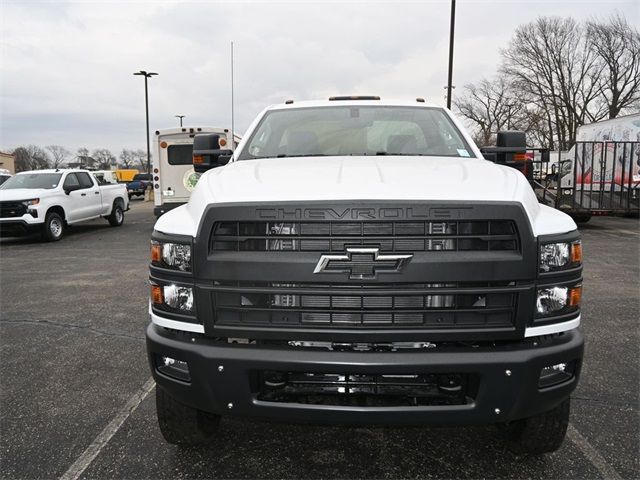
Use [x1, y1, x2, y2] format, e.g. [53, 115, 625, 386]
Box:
[0, 151, 16, 174]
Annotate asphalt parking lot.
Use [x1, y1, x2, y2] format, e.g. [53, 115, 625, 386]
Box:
[1, 201, 638, 480]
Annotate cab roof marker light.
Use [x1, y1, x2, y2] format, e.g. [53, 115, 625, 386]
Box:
[416, 97, 426, 103]
[328, 96, 381, 101]
[285, 99, 294, 104]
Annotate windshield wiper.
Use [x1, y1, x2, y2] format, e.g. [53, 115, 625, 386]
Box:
[376, 151, 430, 156]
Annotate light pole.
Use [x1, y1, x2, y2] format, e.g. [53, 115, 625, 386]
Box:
[446, 0, 456, 109]
[133, 70, 158, 174]
[175, 115, 185, 127]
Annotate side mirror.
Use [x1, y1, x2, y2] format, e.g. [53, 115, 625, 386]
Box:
[193, 134, 233, 173]
[64, 185, 80, 195]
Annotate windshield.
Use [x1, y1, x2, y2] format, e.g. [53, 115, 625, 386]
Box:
[238, 106, 475, 160]
[0, 173, 62, 190]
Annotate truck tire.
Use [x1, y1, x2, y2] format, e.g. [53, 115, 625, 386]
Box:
[156, 386, 220, 445]
[501, 398, 570, 454]
[42, 212, 64, 242]
[107, 202, 124, 227]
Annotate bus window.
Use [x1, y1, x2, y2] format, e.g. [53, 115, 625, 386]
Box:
[168, 145, 195, 165]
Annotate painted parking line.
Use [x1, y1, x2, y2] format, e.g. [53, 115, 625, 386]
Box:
[567, 423, 623, 480]
[59, 378, 156, 480]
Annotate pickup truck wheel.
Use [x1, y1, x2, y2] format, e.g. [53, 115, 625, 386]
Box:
[43, 212, 64, 242]
[156, 386, 220, 445]
[500, 398, 570, 454]
[107, 203, 124, 226]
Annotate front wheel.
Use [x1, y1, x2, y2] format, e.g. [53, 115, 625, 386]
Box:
[500, 398, 570, 454]
[107, 203, 124, 227]
[156, 386, 220, 445]
[42, 212, 64, 242]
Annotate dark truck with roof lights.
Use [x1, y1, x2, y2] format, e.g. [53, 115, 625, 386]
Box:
[146, 98, 584, 454]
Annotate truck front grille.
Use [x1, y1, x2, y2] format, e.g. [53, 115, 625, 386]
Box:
[0, 201, 27, 218]
[257, 371, 474, 406]
[212, 282, 517, 329]
[211, 220, 519, 252]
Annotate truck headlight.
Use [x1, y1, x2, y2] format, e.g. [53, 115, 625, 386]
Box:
[539, 240, 582, 272]
[151, 283, 194, 312]
[151, 241, 191, 271]
[536, 285, 581, 316]
[163, 284, 194, 311]
[21, 198, 40, 207]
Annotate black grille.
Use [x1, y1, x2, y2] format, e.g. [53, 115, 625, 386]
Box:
[257, 371, 472, 406]
[211, 220, 519, 252]
[0, 201, 27, 218]
[212, 282, 517, 329]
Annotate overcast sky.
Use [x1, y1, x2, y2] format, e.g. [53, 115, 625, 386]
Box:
[1, 0, 637, 155]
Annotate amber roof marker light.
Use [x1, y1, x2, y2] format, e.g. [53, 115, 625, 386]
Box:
[328, 96, 381, 101]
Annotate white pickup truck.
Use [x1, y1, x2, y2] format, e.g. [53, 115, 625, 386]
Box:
[146, 98, 583, 454]
[0, 169, 129, 241]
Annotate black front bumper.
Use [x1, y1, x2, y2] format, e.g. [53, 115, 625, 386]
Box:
[0, 220, 41, 237]
[146, 324, 583, 425]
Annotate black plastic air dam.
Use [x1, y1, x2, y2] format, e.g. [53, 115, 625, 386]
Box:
[146, 324, 583, 426]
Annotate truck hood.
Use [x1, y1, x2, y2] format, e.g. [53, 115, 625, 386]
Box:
[155, 156, 576, 237]
[202, 156, 524, 203]
[0, 188, 50, 201]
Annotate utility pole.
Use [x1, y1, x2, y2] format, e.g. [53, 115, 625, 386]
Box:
[133, 70, 158, 174]
[175, 115, 185, 127]
[446, 0, 456, 109]
[230, 41, 235, 151]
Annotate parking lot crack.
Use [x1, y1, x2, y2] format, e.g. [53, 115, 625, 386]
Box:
[0, 318, 144, 342]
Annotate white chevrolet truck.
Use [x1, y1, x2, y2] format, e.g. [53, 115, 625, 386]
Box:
[0, 169, 129, 241]
[146, 98, 584, 454]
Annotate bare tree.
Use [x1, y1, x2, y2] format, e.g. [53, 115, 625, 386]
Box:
[454, 75, 526, 146]
[92, 148, 116, 170]
[12, 145, 51, 172]
[133, 149, 151, 173]
[587, 14, 640, 119]
[501, 17, 604, 150]
[45, 145, 71, 168]
[118, 149, 136, 169]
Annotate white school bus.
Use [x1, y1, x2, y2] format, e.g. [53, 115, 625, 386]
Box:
[152, 127, 241, 217]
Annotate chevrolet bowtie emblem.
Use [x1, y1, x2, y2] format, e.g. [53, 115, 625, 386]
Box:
[313, 247, 413, 280]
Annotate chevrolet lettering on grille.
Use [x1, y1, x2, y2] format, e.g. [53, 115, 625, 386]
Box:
[313, 247, 413, 280]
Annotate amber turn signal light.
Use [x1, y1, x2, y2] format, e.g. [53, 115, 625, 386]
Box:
[151, 284, 163, 304]
[193, 155, 204, 164]
[569, 286, 582, 307]
[151, 243, 162, 263]
[571, 242, 582, 264]
[219, 138, 227, 147]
